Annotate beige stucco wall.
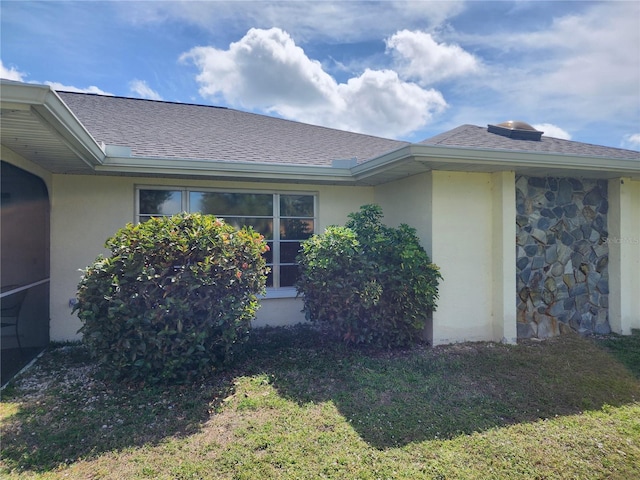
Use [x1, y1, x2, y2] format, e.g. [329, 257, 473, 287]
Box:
[632, 180, 640, 329]
[374, 170, 517, 346]
[429, 171, 496, 345]
[491, 171, 518, 344]
[49, 175, 135, 340]
[374, 172, 433, 255]
[47, 174, 373, 340]
[632, 180, 640, 328]
[375, 172, 517, 345]
[608, 178, 640, 334]
[4, 149, 638, 345]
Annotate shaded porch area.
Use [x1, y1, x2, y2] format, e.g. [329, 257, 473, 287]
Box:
[1, 161, 50, 386]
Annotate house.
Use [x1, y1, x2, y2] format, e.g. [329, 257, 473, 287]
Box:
[2, 80, 639, 355]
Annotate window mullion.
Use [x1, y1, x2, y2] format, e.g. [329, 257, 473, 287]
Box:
[134, 186, 141, 223]
[273, 193, 280, 288]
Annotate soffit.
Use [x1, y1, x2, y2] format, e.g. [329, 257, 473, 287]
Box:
[1, 98, 100, 175]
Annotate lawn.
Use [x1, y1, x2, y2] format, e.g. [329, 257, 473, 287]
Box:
[1, 326, 639, 479]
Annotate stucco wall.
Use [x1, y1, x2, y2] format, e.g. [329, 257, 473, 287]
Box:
[631, 180, 640, 328]
[4, 151, 638, 345]
[374, 172, 433, 256]
[48, 174, 374, 340]
[430, 171, 496, 345]
[491, 171, 518, 344]
[375, 170, 517, 346]
[49, 175, 134, 340]
[632, 180, 640, 327]
[608, 178, 640, 334]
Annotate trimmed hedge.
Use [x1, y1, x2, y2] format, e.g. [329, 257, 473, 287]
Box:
[74, 213, 268, 383]
[296, 204, 441, 348]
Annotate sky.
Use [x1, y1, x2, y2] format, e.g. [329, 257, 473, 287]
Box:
[1, 0, 639, 150]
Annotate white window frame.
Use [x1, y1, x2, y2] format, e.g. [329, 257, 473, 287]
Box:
[135, 185, 317, 297]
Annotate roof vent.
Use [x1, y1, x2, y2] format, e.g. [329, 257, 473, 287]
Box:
[487, 120, 543, 141]
[332, 158, 358, 168]
[104, 144, 132, 157]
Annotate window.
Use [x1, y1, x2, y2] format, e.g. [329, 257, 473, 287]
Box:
[137, 187, 316, 289]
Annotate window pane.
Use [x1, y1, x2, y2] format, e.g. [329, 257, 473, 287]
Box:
[281, 242, 302, 264]
[138, 189, 315, 289]
[190, 192, 273, 216]
[140, 190, 182, 215]
[280, 265, 300, 287]
[266, 271, 274, 288]
[264, 242, 273, 264]
[280, 195, 314, 217]
[220, 217, 273, 239]
[281, 219, 314, 240]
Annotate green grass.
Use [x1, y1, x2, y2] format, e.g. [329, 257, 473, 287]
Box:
[1, 326, 639, 479]
[594, 329, 640, 378]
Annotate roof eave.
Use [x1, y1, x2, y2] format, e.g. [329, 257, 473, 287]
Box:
[98, 155, 357, 185]
[1, 81, 106, 169]
[351, 144, 640, 183]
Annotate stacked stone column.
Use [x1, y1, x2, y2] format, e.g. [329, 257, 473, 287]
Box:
[516, 176, 610, 338]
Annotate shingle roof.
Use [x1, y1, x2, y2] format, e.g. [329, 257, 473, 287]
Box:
[58, 92, 408, 167]
[420, 124, 640, 160]
[57, 92, 639, 169]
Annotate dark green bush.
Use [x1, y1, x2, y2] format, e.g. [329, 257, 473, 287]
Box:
[74, 213, 268, 383]
[296, 204, 441, 348]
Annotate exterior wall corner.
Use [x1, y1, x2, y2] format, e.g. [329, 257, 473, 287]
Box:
[608, 178, 640, 334]
[491, 171, 518, 344]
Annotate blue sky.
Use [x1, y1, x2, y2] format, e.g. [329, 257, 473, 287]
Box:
[2, 1, 639, 150]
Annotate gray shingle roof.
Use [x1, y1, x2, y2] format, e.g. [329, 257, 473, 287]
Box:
[57, 92, 639, 169]
[420, 124, 640, 160]
[58, 92, 408, 167]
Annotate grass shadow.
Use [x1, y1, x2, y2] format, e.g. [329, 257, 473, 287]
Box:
[594, 328, 640, 378]
[2, 325, 639, 474]
[239, 325, 640, 449]
[0, 345, 236, 473]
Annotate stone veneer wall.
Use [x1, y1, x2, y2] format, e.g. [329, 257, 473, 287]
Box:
[516, 176, 610, 338]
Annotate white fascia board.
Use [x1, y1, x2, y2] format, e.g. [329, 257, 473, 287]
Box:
[1, 80, 106, 167]
[351, 145, 415, 179]
[98, 156, 355, 184]
[409, 144, 640, 175]
[1, 80, 50, 106]
[37, 90, 106, 167]
[353, 144, 640, 180]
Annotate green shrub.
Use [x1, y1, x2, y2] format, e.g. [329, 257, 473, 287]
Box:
[73, 213, 268, 383]
[296, 204, 441, 348]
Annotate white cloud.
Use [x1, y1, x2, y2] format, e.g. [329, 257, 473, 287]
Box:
[386, 30, 480, 85]
[0, 60, 25, 81]
[622, 133, 640, 151]
[122, 1, 465, 43]
[1, 60, 112, 95]
[533, 123, 571, 140]
[534, 3, 638, 109]
[183, 28, 337, 109]
[129, 79, 162, 100]
[316, 68, 446, 137]
[464, 2, 639, 121]
[44, 81, 112, 95]
[182, 28, 447, 138]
